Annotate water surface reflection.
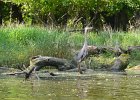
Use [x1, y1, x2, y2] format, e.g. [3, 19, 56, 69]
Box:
[0, 72, 140, 100]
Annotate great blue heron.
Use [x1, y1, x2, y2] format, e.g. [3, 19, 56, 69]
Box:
[74, 27, 93, 74]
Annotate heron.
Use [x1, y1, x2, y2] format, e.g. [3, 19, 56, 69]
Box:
[74, 27, 93, 74]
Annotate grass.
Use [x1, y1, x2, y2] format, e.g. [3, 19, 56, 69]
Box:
[0, 25, 140, 69]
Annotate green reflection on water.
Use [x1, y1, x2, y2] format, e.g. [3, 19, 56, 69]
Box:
[0, 72, 140, 100]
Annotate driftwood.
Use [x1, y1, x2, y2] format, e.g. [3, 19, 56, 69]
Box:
[87, 45, 140, 57]
[1, 56, 75, 77]
[25, 55, 78, 79]
[86, 45, 127, 57]
[28, 55, 77, 70]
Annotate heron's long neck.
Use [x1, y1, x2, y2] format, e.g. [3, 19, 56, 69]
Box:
[84, 29, 87, 43]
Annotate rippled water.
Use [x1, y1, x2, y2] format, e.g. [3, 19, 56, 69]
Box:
[0, 72, 140, 100]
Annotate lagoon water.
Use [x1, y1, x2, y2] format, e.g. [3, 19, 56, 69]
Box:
[0, 72, 140, 100]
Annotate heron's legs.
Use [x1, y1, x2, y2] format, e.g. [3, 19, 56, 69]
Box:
[33, 67, 40, 80]
[87, 58, 92, 69]
[78, 63, 83, 74]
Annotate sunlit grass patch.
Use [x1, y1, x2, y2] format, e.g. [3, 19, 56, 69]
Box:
[0, 26, 140, 68]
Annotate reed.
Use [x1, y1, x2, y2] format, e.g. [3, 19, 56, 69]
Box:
[0, 25, 140, 68]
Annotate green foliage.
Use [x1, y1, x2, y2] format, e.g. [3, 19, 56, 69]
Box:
[127, 49, 140, 68]
[1, 26, 140, 68]
[8, 0, 140, 27]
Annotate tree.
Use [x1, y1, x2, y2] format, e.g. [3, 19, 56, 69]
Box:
[1, 0, 140, 30]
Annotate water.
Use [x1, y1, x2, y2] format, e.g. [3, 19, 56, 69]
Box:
[0, 72, 140, 100]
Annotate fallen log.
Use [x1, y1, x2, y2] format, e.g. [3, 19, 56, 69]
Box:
[87, 45, 127, 57]
[28, 55, 76, 70]
[25, 55, 77, 79]
[87, 45, 140, 56]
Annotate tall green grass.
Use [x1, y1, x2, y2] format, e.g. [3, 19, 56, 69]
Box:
[0, 25, 140, 68]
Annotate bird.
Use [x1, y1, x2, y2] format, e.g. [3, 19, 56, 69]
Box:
[74, 27, 93, 74]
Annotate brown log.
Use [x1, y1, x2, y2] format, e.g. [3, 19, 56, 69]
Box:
[25, 55, 77, 79]
[87, 45, 140, 56]
[87, 45, 127, 57]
